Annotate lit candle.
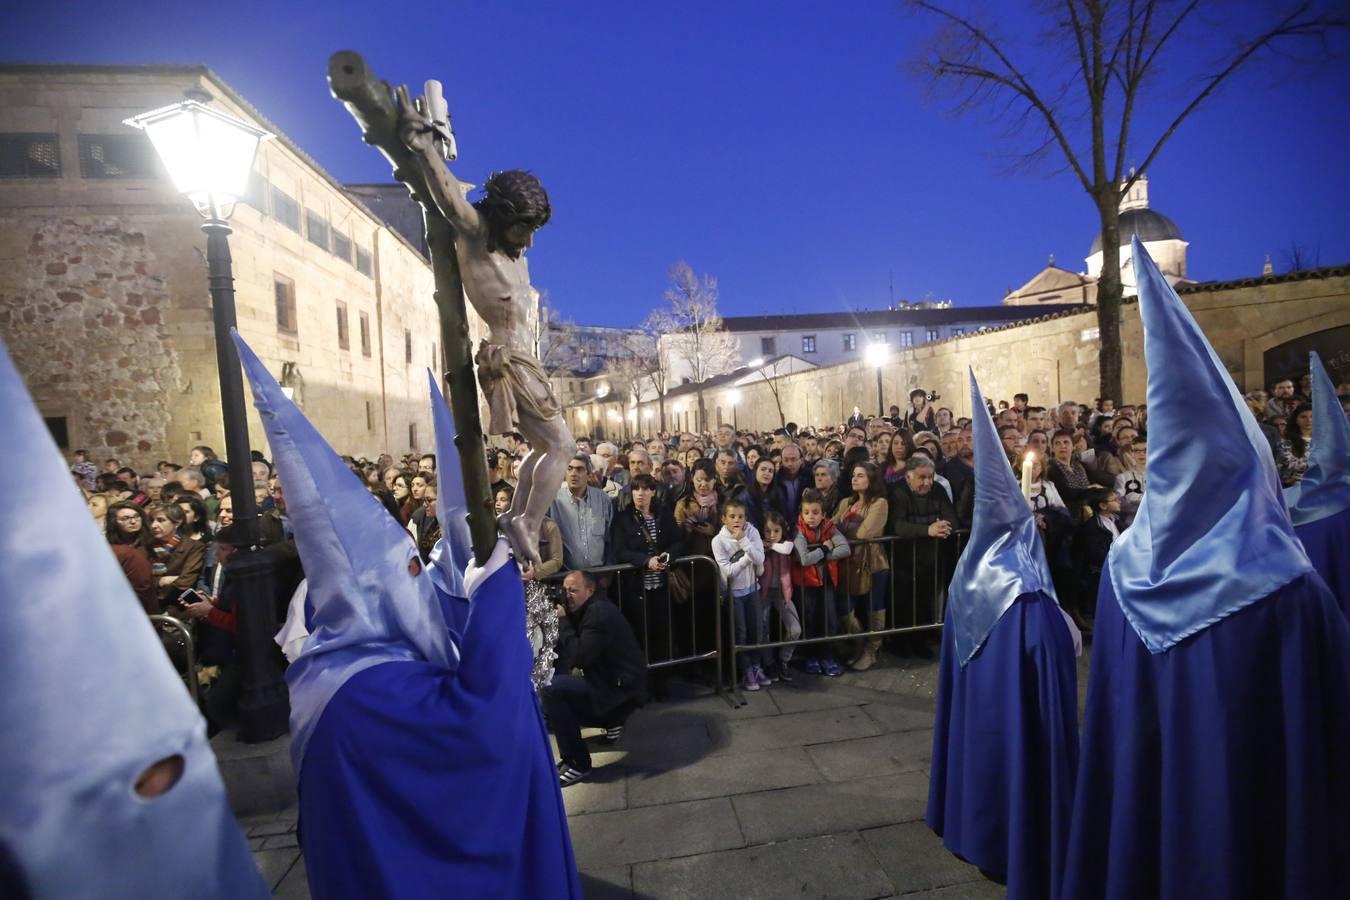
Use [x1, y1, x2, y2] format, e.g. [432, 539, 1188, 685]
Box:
[1021, 452, 1035, 502]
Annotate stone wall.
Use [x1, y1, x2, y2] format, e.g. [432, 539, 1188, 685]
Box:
[0, 216, 182, 459]
[704, 270, 1350, 432]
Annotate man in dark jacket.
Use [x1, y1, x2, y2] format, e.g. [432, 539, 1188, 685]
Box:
[888, 457, 960, 654]
[773, 443, 812, 524]
[544, 570, 647, 786]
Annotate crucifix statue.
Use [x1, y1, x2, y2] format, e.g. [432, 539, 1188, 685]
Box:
[395, 86, 570, 568]
[326, 53, 572, 569]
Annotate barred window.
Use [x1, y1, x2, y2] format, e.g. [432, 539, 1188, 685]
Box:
[404, 329, 412, 364]
[306, 209, 329, 250]
[0, 133, 61, 178]
[79, 134, 158, 178]
[899, 331, 913, 347]
[331, 230, 352, 263]
[801, 335, 816, 354]
[355, 245, 372, 277]
[242, 171, 268, 212]
[336, 301, 350, 350]
[926, 328, 939, 342]
[359, 311, 371, 357]
[842, 333, 856, 351]
[271, 186, 300, 232]
[275, 276, 298, 334]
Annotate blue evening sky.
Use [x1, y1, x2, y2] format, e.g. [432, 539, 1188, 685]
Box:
[5, 1, 1347, 325]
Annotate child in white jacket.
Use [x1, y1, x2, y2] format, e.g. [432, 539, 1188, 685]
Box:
[713, 499, 769, 691]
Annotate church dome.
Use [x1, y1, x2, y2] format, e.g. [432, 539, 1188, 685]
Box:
[1090, 207, 1183, 254]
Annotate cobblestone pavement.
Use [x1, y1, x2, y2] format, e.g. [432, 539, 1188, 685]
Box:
[246, 649, 1061, 898]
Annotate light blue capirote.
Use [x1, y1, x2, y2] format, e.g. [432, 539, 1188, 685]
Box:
[947, 368, 1061, 665]
[1285, 351, 1350, 526]
[1107, 238, 1312, 653]
[230, 330, 460, 775]
[0, 335, 268, 899]
[427, 370, 473, 619]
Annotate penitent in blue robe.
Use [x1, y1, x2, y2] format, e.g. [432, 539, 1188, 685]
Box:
[298, 558, 580, 900]
[926, 590, 1078, 899]
[1293, 506, 1350, 620]
[1060, 563, 1350, 899]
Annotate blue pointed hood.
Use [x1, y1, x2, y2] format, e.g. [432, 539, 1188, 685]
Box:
[232, 331, 458, 773]
[0, 336, 267, 898]
[947, 368, 1058, 665]
[1109, 239, 1311, 653]
[427, 369, 474, 603]
[1285, 351, 1350, 526]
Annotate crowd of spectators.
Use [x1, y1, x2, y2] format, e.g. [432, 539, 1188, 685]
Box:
[75, 372, 1348, 751]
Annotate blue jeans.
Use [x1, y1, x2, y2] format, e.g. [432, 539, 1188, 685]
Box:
[733, 589, 768, 673]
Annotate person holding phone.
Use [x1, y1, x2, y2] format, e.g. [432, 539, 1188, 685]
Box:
[610, 474, 682, 688]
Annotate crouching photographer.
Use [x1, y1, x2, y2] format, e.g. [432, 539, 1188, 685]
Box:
[543, 570, 647, 787]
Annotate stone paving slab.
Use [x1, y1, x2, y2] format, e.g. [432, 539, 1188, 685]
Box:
[632, 832, 895, 900]
[710, 705, 881, 754]
[894, 882, 1005, 899]
[626, 745, 822, 807]
[862, 700, 942, 733]
[567, 796, 746, 868]
[860, 822, 987, 894]
[806, 730, 934, 782]
[580, 864, 636, 899]
[253, 847, 302, 891]
[761, 681, 883, 714]
[730, 771, 931, 845]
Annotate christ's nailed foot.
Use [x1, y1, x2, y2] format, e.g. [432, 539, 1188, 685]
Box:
[499, 512, 542, 568]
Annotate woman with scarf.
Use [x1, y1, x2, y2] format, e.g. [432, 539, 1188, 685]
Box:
[674, 458, 722, 660]
[146, 502, 205, 612]
[1047, 428, 1095, 513]
[611, 474, 683, 688]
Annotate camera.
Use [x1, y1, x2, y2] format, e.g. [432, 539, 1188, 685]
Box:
[926, 391, 940, 403]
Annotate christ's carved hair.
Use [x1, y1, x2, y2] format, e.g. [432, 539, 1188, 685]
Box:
[475, 169, 552, 240]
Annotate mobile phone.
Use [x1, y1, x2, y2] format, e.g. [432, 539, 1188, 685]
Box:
[176, 588, 208, 607]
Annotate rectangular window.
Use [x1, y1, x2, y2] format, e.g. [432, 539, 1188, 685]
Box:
[335, 301, 350, 350]
[365, 400, 374, 432]
[79, 134, 158, 179]
[872, 331, 890, 343]
[409, 422, 418, 450]
[432, 342, 438, 371]
[926, 328, 939, 341]
[331, 229, 353, 263]
[355, 245, 372, 277]
[842, 333, 856, 351]
[359, 311, 371, 357]
[43, 416, 69, 449]
[801, 335, 816, 354]
[899, 331, 913, 347]
[760, 336, 777, 357]
[951, 327, 964, 336]
[271, 185, 301, 232]
[404, 329, 412, 364]
[0, 133, 61, 178]
[242, 171, 268, 212]
[274, 276, 298, 334]
[306, 209, 330, 250]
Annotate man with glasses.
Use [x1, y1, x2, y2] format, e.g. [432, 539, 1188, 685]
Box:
[549, 454, 612, 571]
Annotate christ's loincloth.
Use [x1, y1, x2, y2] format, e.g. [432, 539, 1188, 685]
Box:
[474, 341, 561, 435]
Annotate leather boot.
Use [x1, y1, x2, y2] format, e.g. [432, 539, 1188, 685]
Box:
[841, 611, 863, 663]
[852, 610, 886, 671]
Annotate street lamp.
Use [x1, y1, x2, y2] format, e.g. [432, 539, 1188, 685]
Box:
[865, 342, 889, 417]
[728, 388, 742, 431]
[126, 91, 288, 742]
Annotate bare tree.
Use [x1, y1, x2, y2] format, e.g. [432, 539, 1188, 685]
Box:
[611, 328, 669, 433]
[535, 293, 585, 379]
[1282, 240, 1322, 274]
[910, 0, 1346, 402]
[748, 357, 790, 429]
[650, 262, 742, 432]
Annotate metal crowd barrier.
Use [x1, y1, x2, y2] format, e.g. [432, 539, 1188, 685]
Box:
[150, 613, 201, 705]
[543, 554, 733, 705]
[724, 531, 970, 706]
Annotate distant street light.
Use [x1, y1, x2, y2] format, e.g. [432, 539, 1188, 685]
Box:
[747, 356, 766, 368]
[865, 342, 889, 417]
[125, 91, 287, 742]
[728, 388, 742, 430]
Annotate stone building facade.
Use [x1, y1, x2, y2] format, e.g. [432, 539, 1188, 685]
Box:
[0, 64, 489, 470]
[710, 267, 1350, 432]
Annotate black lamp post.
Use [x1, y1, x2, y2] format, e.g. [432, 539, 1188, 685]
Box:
[126, 92, 289, 742]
